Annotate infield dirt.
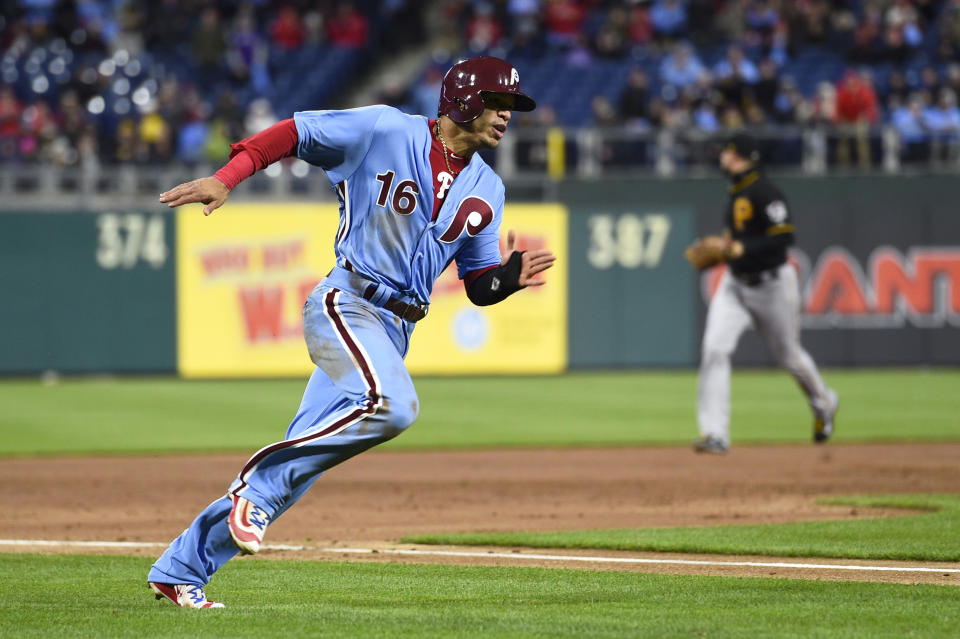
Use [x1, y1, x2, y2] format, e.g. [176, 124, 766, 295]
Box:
[2, 443, 958, 585]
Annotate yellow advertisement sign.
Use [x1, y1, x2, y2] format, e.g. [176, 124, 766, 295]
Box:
[406, 204, 568, 374]
[177, 203, 567, 377]
[177, 203, 338, 378]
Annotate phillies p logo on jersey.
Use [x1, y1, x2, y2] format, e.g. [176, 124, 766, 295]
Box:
[438, 196, 494, 243]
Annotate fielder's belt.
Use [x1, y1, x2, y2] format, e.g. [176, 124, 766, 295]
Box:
[324, 266, 429, 323]
[733, 266, 780, 287]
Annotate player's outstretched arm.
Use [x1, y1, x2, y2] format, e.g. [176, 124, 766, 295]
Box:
[503, 229, 556, 287]
[160, 177, 229, 216]
[160, 119, 298, 216]
[464, 230, 557, 306]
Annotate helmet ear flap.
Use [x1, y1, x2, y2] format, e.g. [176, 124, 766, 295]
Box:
[442, 94, 481, 124]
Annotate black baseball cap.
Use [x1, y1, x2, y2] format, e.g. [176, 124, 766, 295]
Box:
[725, 132, 761, 164]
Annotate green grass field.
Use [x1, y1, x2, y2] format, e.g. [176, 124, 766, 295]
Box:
[0, 369, 957, 455]
[406, 494, 960, 561]
[2, 369, 958, 637]
[1, 554, 958, 638]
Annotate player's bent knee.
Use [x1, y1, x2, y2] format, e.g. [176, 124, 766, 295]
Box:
[377, 395, 419, 440]
[391, 397, 419, 432]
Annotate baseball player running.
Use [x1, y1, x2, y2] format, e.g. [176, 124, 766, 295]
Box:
[685, 133, 838, 454]
[146, 56, 555, 608]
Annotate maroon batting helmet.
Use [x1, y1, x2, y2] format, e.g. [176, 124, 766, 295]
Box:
[438, 56, 536, 124]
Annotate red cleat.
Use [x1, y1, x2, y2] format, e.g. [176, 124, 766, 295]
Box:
[228, 494, 270, 555]
[149, 582, 225, 608]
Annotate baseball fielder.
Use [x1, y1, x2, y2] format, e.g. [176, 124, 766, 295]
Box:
[686, 133, 838, 454]
[146, 57, 554, 608]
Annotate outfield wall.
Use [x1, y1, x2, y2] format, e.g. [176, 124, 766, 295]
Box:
[558, 175, 960, 367]
[0, 211, 176, 374]
[2, 174, 957, 374]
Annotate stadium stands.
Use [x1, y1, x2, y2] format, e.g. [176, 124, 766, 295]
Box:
[3, 0, 960, 177]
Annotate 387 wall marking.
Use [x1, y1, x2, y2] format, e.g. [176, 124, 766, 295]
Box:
[586, 213, 671, 269]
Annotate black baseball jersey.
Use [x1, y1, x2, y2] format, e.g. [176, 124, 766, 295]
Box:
[723, 168, 794, 275]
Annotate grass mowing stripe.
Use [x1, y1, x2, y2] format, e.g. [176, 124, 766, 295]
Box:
[1, 554, 958, 638]
[1, 370, 958, 456]
[404, 494, 960, 562]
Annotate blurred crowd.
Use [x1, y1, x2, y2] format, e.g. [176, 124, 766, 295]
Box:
[415, 0, 960, 166]
[3, 0, 960, 169]
[0, 0, 418, 167]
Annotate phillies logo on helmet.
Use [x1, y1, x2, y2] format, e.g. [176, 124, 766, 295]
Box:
[438, 56, 536, 124]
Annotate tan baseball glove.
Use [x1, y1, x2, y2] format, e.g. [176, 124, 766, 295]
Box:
[684, 235, 743, 270]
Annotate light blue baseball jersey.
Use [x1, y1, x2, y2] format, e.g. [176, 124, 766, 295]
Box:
[294, 106, 505, 305]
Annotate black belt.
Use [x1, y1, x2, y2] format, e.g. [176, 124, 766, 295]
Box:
[734, 267, 780, 287]
[362, 284, 428, 323]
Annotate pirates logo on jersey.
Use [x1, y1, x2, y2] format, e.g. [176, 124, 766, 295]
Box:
[733, 197, 753, 231]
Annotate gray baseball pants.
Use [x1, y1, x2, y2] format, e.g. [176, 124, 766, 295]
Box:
[697, 263, 834, 446]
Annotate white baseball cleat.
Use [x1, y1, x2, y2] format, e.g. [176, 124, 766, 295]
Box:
[149, 582, 225, 608]
[228, 494, 270, 555]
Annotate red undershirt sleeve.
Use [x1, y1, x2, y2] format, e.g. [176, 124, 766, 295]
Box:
[462, 264, 498, 292]
[213, 118, 299, 190]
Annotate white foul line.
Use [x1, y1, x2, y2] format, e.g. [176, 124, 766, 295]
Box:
[2, 539, 167, 548]
[323, 547, 960, 574]
[1, 539, 956, 574]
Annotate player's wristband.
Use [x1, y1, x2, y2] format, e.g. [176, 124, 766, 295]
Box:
[465, 251, 525, 306]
